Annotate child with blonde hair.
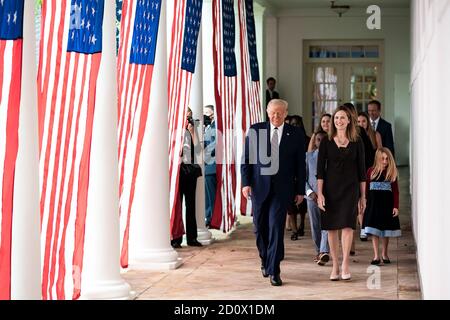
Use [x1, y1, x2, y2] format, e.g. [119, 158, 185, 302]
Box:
[361, 148, 401, 265]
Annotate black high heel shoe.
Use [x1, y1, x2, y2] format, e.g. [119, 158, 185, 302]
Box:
[371, 259, 381, 265]
[290, 231, 298, 241]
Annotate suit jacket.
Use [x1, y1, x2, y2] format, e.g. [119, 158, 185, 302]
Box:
[376, 118, 395, 157]
[241, 122, 306, 206]
[265, 89, 279, 107]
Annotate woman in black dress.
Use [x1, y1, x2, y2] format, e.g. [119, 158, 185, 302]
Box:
[317, 105, 366, 281]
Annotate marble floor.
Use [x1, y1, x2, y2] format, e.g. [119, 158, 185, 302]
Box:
[122, 167, 421, 300]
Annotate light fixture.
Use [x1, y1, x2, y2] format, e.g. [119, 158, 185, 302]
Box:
[330, 1, 350, 17]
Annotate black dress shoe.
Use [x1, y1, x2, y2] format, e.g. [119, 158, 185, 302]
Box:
[187, 240, 203, 247]
[270, 274, 282, 286]
[171, 242, 182, 249]
[261, 265, 268, 278]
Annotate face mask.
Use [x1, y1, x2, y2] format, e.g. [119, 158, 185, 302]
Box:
[204, 114, 212, 126]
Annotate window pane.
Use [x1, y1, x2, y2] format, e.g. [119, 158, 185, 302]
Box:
[365, 46, 379, 58]
[314, 67, 324, 82]
[338, 46, 351, 58]
[324, 67, 338, 83]
[314, 84, 337, 100]
[351, 46, 364, 58]
[326, 46, 337, 58]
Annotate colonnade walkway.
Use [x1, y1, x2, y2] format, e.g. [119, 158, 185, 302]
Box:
[123, 167, 421, 300]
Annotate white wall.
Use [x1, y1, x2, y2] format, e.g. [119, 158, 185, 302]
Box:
[265, 7, 410, 164]
[410, 0, 450, 299]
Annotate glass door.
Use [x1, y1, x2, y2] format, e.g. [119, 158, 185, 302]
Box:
[307, 64, 344, 130]
[306, 63, 382, 131]
[345, 64, 381, 112]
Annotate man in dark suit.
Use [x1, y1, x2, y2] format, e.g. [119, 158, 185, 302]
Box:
[241, 99, 306, 286]
[368, 100, 395, 157]
[265, 77, 279, 121]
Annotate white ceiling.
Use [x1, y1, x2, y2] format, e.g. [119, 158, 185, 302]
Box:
[258, 0, 410, 10]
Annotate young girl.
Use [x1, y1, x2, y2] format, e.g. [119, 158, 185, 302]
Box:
[361, 148, 401, 265]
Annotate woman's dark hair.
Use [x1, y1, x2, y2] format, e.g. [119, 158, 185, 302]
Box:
[290, 115, 307, 137]
[285, 115, 292, 123]
[315, 113, 332, 134]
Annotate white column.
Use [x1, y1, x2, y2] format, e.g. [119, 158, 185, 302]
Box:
[191, 24, 213, 245]
[80, 0, 131, 300]
[10, 0, 41, 300]
[128, 0, 182, 270]
[201, 0, 215, 106]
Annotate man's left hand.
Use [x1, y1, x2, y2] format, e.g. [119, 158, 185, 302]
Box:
[294, 195, 304, 206]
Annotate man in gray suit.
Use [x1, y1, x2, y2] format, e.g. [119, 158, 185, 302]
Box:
[204, 105, 216, 228]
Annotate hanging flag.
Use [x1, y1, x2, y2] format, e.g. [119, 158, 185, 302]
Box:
[116, 0, 123, 52]
[0, 0, 25, 300]
[38, 0, 105, 300]
[211, 0, 237, 232]
[168, 0, 203, 242]
[117, 0, 161, 268]
[238, 0, 262, 215]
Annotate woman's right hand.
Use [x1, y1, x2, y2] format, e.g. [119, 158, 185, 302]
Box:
[317, 193, 326, 211]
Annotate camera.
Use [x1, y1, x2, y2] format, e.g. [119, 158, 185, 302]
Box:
[187, 116, 195, 126]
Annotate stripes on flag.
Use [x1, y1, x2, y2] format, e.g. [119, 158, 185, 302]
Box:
[211, 0, 237, 232]
[0, 0, 24, 300]
[37, 0, 105, 300]
[168, 0, 202, 242]
[238, 0, 262, 215]
[117, 0, 161, 268]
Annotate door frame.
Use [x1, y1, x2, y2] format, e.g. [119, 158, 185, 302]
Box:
[303, 40, 384, 134]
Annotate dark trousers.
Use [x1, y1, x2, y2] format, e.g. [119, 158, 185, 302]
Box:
[253, 188, 287, 276]
[205, 174, 216, 225]
[172, 166, 198, 245]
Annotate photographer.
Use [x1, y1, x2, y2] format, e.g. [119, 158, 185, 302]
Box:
[171, 108, 203, 248]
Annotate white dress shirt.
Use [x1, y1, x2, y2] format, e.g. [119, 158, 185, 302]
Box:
[371, 117, 380, 130]
[270, 123, 284, 145]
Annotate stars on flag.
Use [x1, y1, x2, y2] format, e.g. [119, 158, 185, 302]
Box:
[245, 0, 259, 81]
[67, 0, 104, 54]
[130, 0, 161, 65]
[222, 0, 236, 76]
[0, 0, 24, 40]
[180, 0, 202, 73]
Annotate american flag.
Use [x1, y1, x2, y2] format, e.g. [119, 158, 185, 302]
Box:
[0, 0, 24, 300]
[238, 0, 262, 215]
[117, 0, 161, 268]
[211, 0, 237, 232]
[37, 0, 105, 300]
[168, 0, 202, 242]
[116, 0, 123, 51]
